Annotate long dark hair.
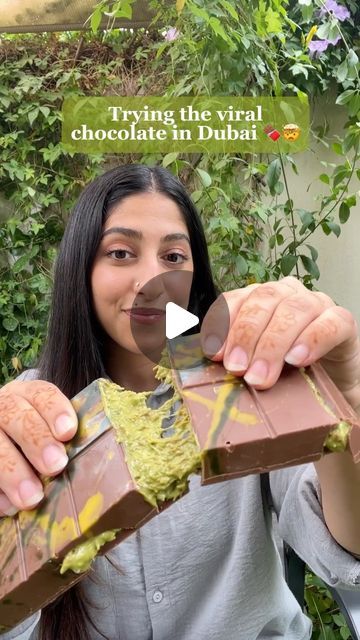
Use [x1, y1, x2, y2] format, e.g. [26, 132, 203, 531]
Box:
[37, 164, 218, 639]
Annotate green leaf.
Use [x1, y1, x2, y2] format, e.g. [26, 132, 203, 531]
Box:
[347, 48, 359, 68]
[281, 254, 297, 276]
[266, 159, 281, 194]
[348, 93, 360, 117]
[235, 254, 248, 275]
[336, 59, 348, 84]
[39, 106, 50, 118]
[319, 173, 330, 184]
[189, 5, 209, 21]
[339, 202, 350, 223]
[321, 221, 331, 236]
[12, 246, 39, 274]
[28, 108, 39, 126]
[305, 244, 318, 261]
[162, 152, 178, 167]
[191, 190, 202, 203]
[156, 42, 168, 60]
[336, 90, 355, 106]
[327, 221, 341, 237]
[296, 89, 308, 105]
[300, 255, 320, 279]
[299, 210, 314, 234]
[289, 63, 308, 80]
[114, 0, 133, 19]
[91, 8, 102, 33]
[264, 7, 282, 34]
[316, 22, 330, 40]
[196, 168, 212, 188]
[333, 167, 349, 188]
[332, 613, 345, 627]
[176, 0, 186, 12]
[209, 17, 229, 42]
[340, 626, 351, 640]
[219, 0, 238, 21]
[3, 316, 19, 331]
[332, 142, 343, 155]
[346, 194, 356, 207]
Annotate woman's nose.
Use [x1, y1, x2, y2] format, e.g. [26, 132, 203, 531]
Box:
[134, 264, 167, 298]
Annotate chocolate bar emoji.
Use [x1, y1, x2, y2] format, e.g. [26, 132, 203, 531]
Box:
[1, 333, 360, 632]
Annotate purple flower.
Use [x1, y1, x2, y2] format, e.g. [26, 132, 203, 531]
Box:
[308, 35, 341, 56]
[319, 0, 351, 22]
[164, 27, 180, 41]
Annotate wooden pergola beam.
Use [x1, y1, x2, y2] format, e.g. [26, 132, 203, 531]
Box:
[0, 0, 164, 34]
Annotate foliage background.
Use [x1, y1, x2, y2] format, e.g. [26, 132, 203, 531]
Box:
[0, 1, 359, 637]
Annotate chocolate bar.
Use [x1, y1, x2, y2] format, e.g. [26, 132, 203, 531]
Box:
[1, 333, 359, 631]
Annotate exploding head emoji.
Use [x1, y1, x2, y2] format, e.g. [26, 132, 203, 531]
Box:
[283, 124, 301, 141]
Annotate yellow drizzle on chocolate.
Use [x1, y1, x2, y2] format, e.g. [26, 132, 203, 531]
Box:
[300, 369, 350, 453]
[299, 368, 336, 417]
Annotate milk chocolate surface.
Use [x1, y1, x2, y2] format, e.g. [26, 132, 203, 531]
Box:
[168, 334, 360, 483]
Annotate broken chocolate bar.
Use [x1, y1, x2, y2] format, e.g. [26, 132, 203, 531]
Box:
[1, 333, 359, 632]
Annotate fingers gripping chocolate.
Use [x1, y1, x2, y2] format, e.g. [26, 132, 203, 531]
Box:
[0, 381, 78, 514]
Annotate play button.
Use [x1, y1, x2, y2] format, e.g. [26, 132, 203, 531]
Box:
[129, 271, 229, 371]
[165, 303, 199, 339]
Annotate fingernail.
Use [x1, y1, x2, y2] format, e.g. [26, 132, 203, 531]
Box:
[284, 344, 309, 366]
[18, 480, 44, 508]
[0, 494, 18, 517]
[203, 334, 222, 356]
[244, 360, 269, 386]
[42, 444, 69, 473]
[55, 414, 76, 438]
[225, 347, 248, 371]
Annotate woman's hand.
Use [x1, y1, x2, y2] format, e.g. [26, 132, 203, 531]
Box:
[201, 276, 360, 403]
[0, 380, 77, 516]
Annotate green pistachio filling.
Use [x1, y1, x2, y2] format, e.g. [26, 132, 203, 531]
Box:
[61, 355, 201, 576]
[60, 530, 119, 574]
[323, 420, 351, 453]
[98, 359, 201, 508]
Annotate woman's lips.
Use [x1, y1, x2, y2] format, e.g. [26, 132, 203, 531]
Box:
[123, 308, 166, 325]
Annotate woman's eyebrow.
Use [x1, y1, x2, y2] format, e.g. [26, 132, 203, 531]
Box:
[102, 227, 190, 245]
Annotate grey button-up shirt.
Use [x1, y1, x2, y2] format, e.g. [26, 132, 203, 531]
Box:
[2, 370, 360, 640]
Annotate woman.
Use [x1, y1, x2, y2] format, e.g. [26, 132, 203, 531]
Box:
[1, 163, 360, 640]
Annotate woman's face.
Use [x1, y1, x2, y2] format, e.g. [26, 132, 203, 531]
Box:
[91, 191, 194, 359]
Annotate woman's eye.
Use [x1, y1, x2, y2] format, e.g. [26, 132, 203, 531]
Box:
[107, 249, 133, 260]
[165, 253, 187, 264]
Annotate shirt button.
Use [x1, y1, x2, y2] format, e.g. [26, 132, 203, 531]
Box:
[152, 590, 163, 603]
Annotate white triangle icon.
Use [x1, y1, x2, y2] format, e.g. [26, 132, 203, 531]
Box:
[165, 302, 199, 340]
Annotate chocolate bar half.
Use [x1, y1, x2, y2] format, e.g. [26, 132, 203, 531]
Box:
[168, 335, 360, 483]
